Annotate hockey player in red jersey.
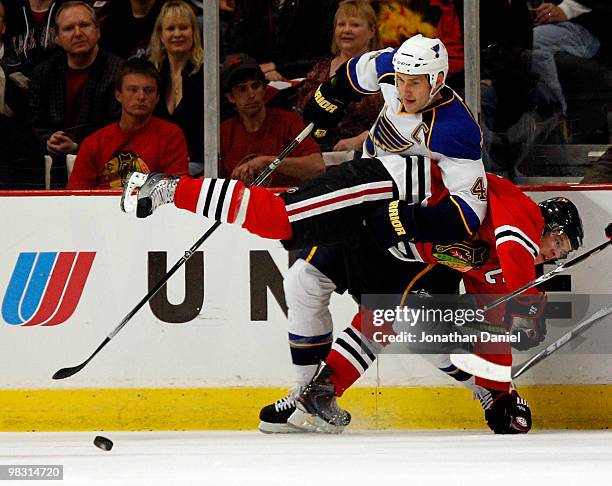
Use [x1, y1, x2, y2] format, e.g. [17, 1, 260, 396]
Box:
[290, 174, 583, 434]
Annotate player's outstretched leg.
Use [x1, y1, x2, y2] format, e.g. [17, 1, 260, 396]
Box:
[121, 172, 181, 218]
[122, 173, 294, 241]
[288, 361, 351, 434]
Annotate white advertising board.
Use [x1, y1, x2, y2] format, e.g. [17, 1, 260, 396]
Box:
[0, 189, 610, 389]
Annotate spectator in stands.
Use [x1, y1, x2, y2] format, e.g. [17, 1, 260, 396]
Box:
[100, 0, 166, 59]
[220, 53, 325, 187]
[478, 0, 536, 177]
[582, 146, 612, 183]
[294, 0, 383, 152]
[27, 1, 123, 187]
[221, 0, 339, 80]
[0, 1, 29, 112]
[0, 0, 45, 189]
[149, 0, 203, 175]
[531, 1, 609, 119]
[4, 0, 65, 75]
[67, 57, 188, 189]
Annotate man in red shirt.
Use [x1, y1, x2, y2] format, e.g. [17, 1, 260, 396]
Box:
[220, 53, 324, 188]
[67, 58, 188, 189]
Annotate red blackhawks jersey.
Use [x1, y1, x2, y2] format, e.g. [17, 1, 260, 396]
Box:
[411, 173, 544, 324]
[402, 173, 545, 390]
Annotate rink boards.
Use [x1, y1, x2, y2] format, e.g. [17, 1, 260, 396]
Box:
[0, 186, 611, 430]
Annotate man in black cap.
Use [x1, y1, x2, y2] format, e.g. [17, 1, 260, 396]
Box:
[219, 53, 324, 188]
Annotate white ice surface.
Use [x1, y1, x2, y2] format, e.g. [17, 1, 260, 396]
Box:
[0, 430, 611, 486]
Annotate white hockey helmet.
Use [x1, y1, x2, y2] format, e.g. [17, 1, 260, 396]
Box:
[392, 34, 449, 99]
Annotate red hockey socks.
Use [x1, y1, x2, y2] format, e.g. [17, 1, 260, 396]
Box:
[474, 341, 512, 392]
[325, 311, 386, 397]
[174, 177, 292, 240]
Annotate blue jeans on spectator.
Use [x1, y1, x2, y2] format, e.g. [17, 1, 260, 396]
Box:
[531, 21, 600, 114]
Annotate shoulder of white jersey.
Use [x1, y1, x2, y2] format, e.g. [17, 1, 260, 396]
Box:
[346, 47, 395, 95]
[427, 88, 482, 161]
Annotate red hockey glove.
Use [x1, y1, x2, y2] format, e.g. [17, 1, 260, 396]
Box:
[505, 293, 547, 351]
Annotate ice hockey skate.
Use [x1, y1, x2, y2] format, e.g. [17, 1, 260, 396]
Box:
[121, 172, 180, 218]
[258, 387, 310, 434]
[287, 361, 351, 434]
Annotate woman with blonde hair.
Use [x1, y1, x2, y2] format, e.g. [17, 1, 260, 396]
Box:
[149, 0, 204, 174]
[295, 0, 384, 152]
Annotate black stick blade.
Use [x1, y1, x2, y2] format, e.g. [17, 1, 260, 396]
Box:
[52, 337, 110, 380]
[52, 363, 87, 380]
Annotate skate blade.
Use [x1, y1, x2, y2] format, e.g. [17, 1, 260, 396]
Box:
[287, 408, 345, 434]
[121, 172, 148, 213]
[258, 420, 308, 434]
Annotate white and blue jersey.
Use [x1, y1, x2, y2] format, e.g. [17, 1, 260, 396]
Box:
[345, 48, 487, 233]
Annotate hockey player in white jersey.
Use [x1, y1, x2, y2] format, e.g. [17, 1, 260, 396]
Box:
[120, 35, 489, 433]
[260, 34, 488, 433]
[302, 34, 486, 203]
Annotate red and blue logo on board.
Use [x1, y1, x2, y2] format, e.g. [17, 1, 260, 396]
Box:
[2, 252, 96, 326]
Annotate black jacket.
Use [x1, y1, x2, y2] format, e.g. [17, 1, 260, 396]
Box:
[566, 0, 612, 58]
[27, 48, 124, 148]
[155, 60, 204, 163]
[0, 43, 29, 121]
[4, 0, 68, 75]
[99, 0, 165, 59]
[222, 0, 340, 79]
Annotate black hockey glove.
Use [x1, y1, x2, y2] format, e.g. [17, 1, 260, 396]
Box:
[302, 81, 346, 142]
[505, 293, 547, 351]
[364, 199, 417, 250]
[365, 195, 479, 254]
[485, 390, 532, 434]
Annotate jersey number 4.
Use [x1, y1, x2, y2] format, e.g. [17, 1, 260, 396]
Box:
[471, 177, 487, 201]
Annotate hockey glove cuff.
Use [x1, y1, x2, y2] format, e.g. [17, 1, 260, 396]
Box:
[506, 293, 547, 350]
[485, 390, 532, 434]
[302, 82, 346, 141]
[364, 200, 417, 250]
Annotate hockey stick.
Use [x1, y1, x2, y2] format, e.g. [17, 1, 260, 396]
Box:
[52, 123, 314, 380]
[451, 225, 612, 381]
[482, 232, 612, 313]
[512, 301, 612, 379]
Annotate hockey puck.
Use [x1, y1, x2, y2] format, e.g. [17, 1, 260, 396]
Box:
[93, 435, 113, 451]
[606, 223, 612, 239]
